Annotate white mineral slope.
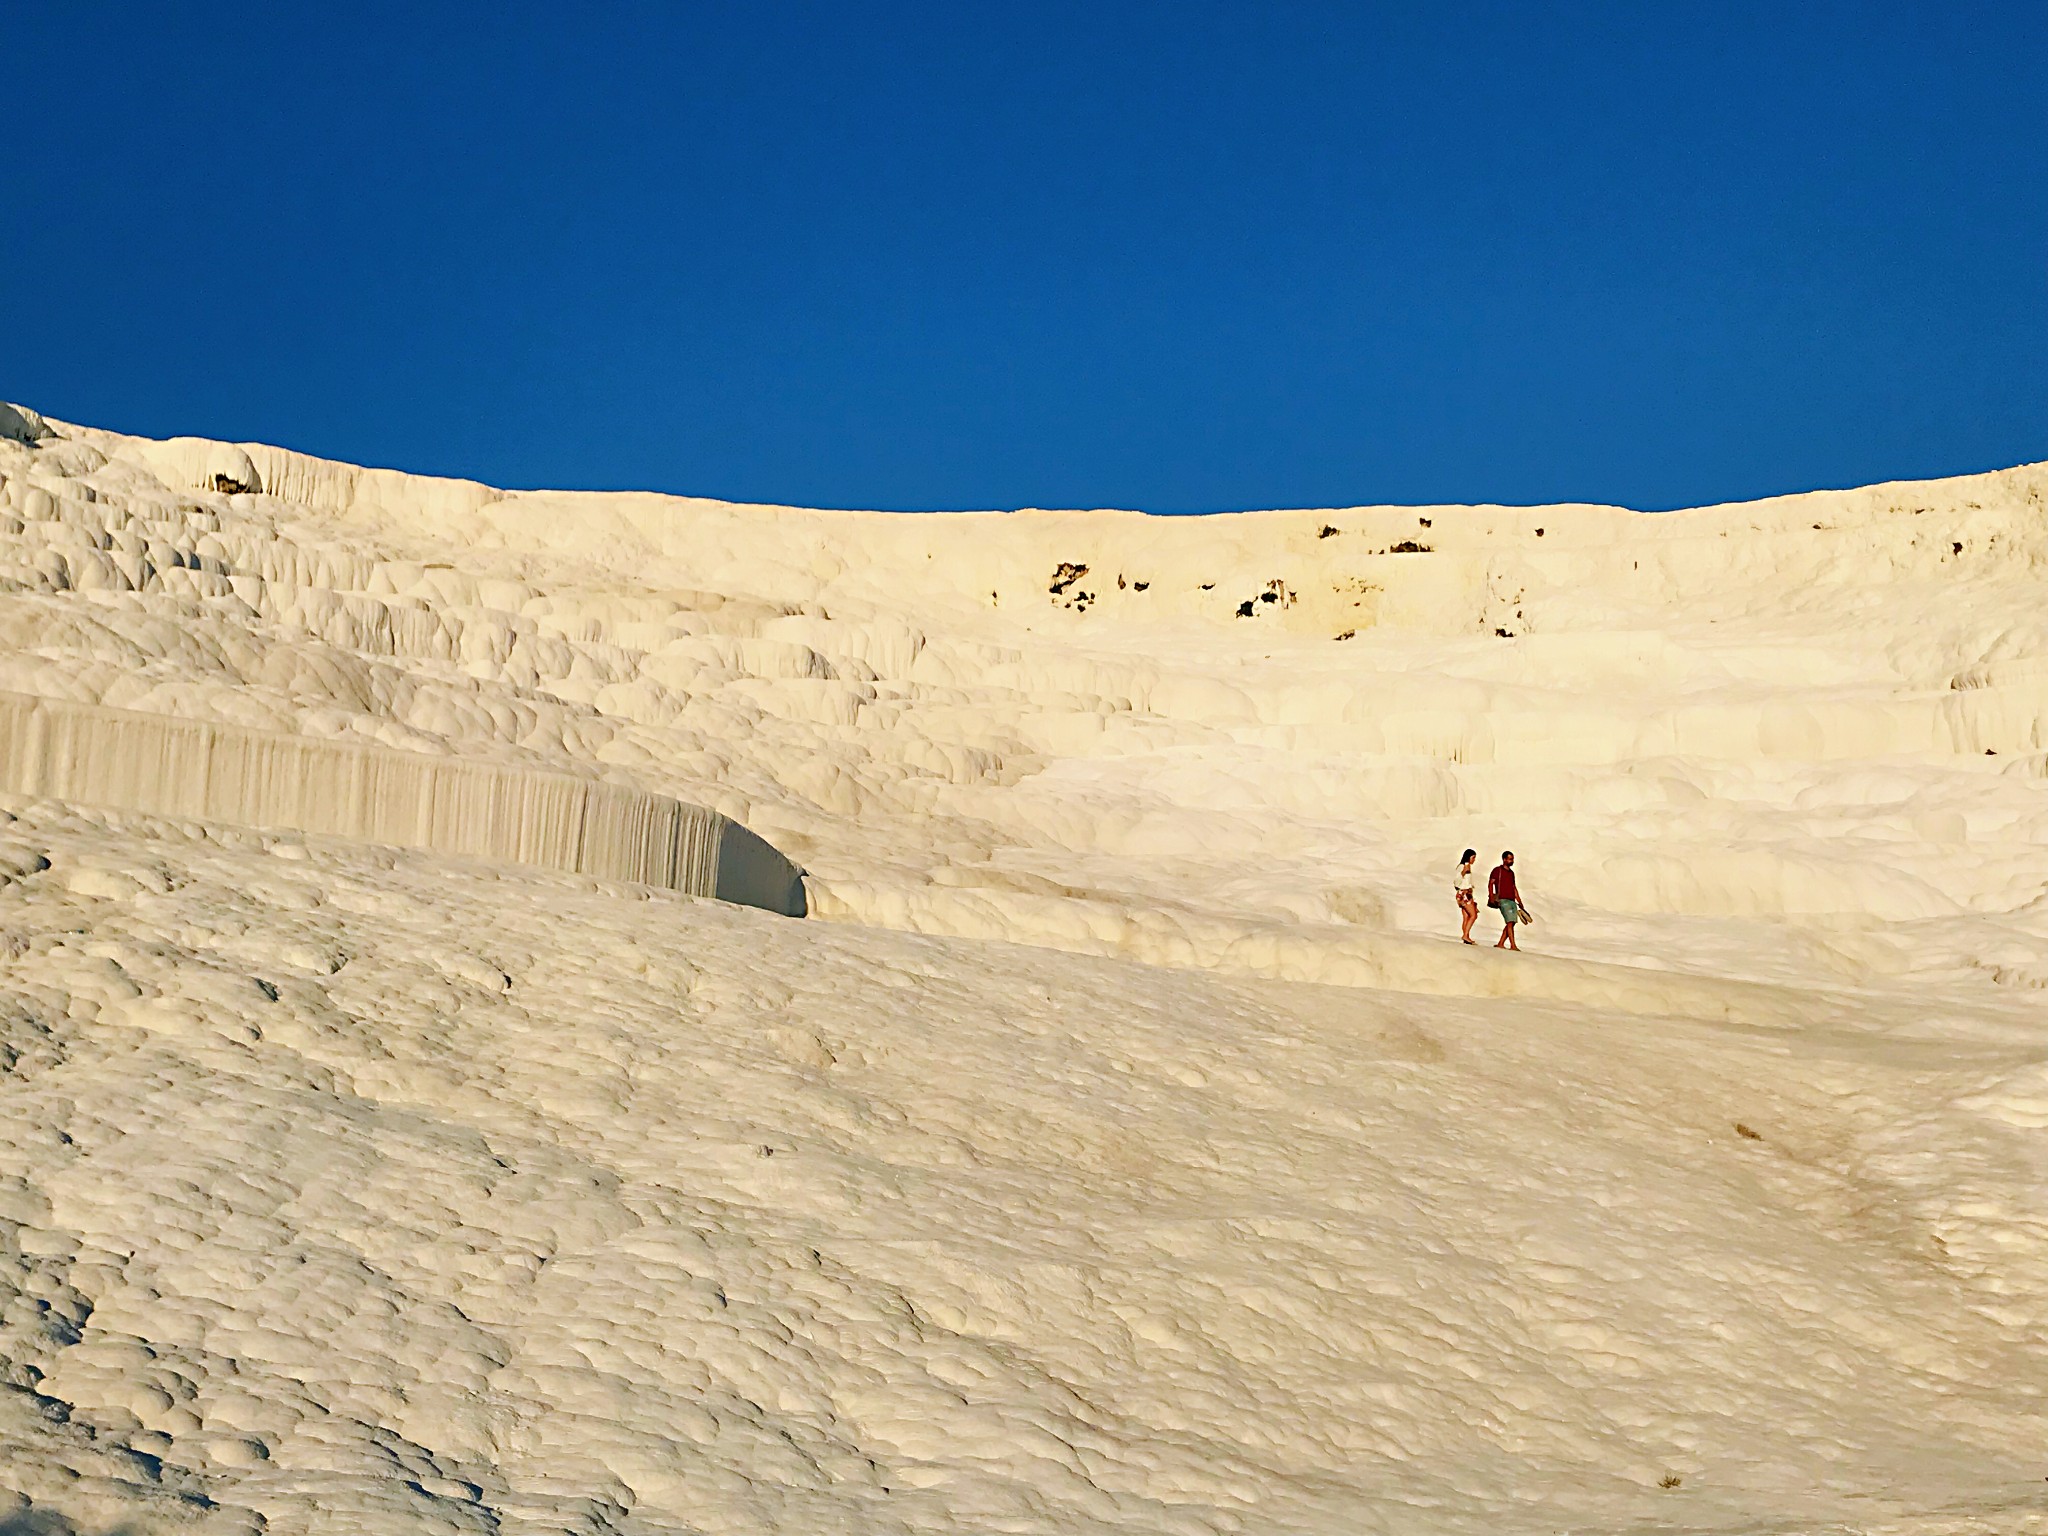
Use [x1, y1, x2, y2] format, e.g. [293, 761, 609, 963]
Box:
[0, 400, 2043, 1534]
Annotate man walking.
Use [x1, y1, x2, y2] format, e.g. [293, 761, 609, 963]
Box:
[1487, 851, 1525, 950]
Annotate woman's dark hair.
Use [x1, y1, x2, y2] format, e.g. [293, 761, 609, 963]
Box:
[1461, 848, 1476, 862]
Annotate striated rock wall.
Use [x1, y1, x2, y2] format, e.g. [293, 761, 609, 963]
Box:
[0, 691, 804, 915]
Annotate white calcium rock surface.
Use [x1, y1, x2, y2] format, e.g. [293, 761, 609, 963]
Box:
[0, 407, 2043, 1533]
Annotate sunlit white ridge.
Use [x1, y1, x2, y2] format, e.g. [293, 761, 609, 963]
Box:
[0, 400, 2043, 1534]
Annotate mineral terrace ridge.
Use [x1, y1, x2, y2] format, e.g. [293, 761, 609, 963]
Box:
[0, 399, 2044, 1535]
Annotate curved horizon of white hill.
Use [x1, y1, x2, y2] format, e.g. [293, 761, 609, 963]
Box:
[0, 398, 2044, 1535]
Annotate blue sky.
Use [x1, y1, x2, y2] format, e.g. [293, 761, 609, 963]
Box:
[5, 3, 2043, 512]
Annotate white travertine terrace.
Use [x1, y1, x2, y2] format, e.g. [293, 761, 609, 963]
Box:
[0, 691, 806, 916]
[0, 401, 2045, 1535]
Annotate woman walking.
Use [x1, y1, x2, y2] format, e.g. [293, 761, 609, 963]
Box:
[1454, 849, 1479, 943]
[1488, 850, 1524, 950]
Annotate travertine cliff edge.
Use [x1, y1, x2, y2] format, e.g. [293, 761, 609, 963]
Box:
[0, 691, 804, 915]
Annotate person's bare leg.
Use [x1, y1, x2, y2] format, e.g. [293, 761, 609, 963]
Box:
[1505, 920, 1519, 951]
[1494, 920, 1509, 948]
[1460, 901, 1476, 943]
